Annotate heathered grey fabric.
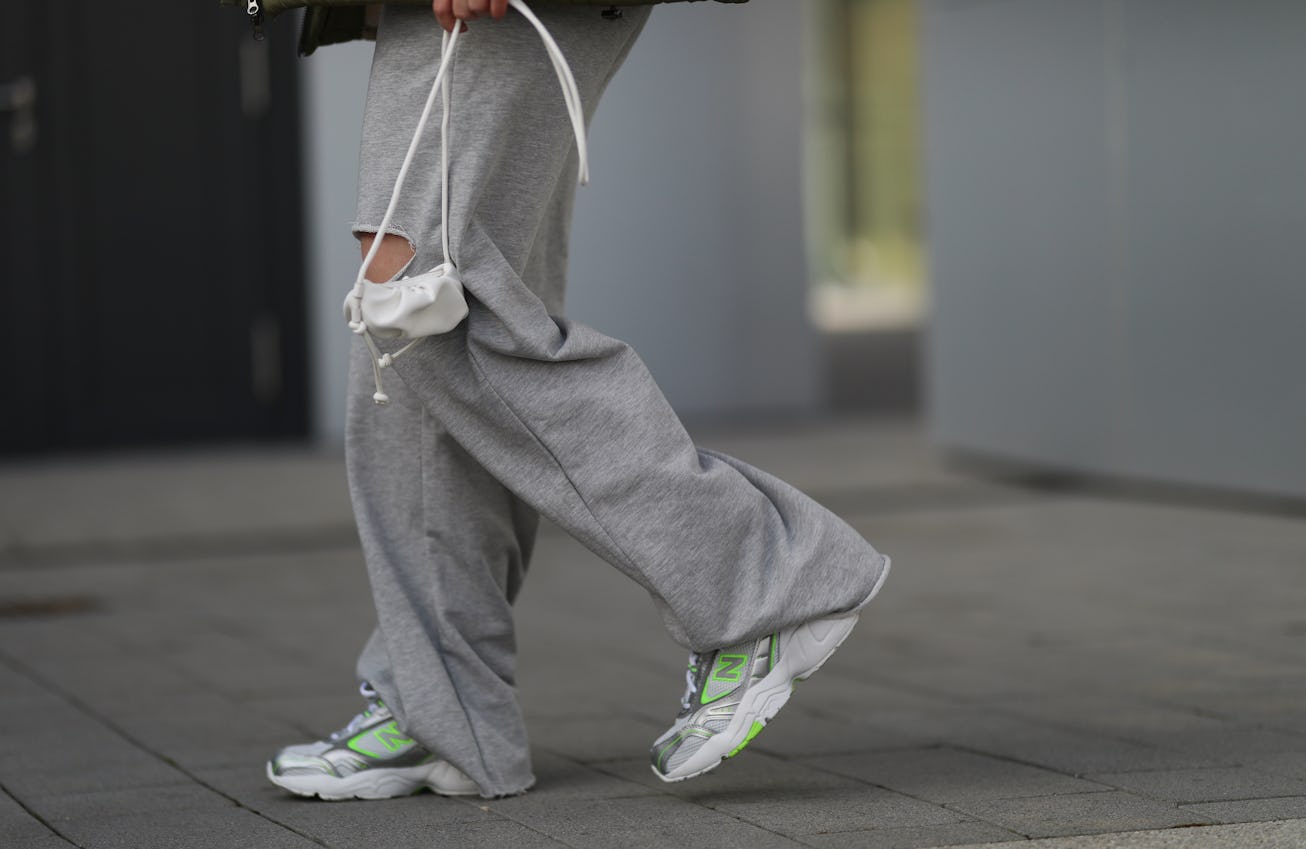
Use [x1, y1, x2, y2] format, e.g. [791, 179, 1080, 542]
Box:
[345, 5, 889, 797]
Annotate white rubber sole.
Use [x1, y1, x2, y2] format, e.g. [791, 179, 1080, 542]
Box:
[266, 760, 479, 801]
[654, 556, 892, 783]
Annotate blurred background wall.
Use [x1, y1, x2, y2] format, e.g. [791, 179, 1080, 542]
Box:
[922, 0, 1306, 499]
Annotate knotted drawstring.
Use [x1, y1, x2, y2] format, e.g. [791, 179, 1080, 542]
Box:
[344, 0, 592, 405]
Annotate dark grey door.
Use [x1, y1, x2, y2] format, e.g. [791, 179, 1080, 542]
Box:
[0, 3, 307, 454]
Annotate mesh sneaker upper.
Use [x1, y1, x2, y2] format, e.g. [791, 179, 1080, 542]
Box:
[269, 686, 435, 779]
[650, 633, 778, 775]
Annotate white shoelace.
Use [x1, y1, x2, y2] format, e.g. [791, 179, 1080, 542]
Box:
[328, 681, 385, 743]
[343, 0, 591, 404]
[679, 653, 704, 712]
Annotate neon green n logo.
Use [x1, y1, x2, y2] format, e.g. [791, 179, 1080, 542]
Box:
[347, 721, 414, 758]
[376, 722, 412, 752]
[711, 654, 747, 683]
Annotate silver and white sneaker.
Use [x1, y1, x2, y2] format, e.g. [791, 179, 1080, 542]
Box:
[650, 610, 862, 782]
[267, 683, 478, 800]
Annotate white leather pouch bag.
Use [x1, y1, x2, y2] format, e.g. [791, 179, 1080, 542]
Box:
[349, 262, 468, 340]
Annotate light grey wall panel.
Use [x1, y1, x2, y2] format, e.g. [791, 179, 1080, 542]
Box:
[1114, 0, 1306, 494]
[924, 0, 1122, 462]
[568, 0, 818, 417]
[924, 0, 1306, 497]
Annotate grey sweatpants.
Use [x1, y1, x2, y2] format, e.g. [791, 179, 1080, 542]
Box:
[345, 5, 889, 798]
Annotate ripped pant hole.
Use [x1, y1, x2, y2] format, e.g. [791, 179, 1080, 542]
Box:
[357, 231, 416, 283]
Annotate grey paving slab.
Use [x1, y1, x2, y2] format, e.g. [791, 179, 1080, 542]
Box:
[697, 784, 967, 837]
[943, 717, 1222, 775]
[528, 713, 675, 764]
[26, 784, 231, 823]
[1247, 752, 1306, 781]
[0, 662, 64, 707]
[494, 794, 811, 849]
[483, 750, 660, 805]
[983, 695, 1234, 738]
[50, 806, 322, 849]
[603, 753, 961, 836]
[807, 748, 1108, 804]
[190, 763, 515, 848]
[1182, 796, 1306, 824]
[937, 818, 1306, 849]
[161, 739, 291, 777]
[800, 821, 1023, 849]
[2, 765, 190, 803]
[1, 787, 69, 846]
[750, 708, 936, 758]
[1109, 724, 1306, 765]
[0, 635, 198, 704]
[600, 752, 857, 798]
[0, 449, 353, 556]
[242, 690, 371, 741]
[1092, 766, 1306, 804]
[6, 836, 76, 849]
[0, 701, 104, 742]
[7, 422, 1306, 847]
[792, 674, 963, 717]
[88, 691, 311, 764]
[406, 819, 574, 849]
[1, 746, 190, 801]
[952, 790, 1212, 839]
[256, 798, 504, 849]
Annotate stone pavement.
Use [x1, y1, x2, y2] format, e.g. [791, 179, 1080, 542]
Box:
[1, 417, 1305, 849]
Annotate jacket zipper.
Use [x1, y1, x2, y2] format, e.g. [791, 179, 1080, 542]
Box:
[246, 0, 266, 40]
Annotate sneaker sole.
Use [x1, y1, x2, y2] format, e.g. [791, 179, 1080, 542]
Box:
[265, 761, 479, 801]
[653, 556, 892, 783]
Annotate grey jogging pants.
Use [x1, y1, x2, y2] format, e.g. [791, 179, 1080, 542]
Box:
[345, 5, 889, 797]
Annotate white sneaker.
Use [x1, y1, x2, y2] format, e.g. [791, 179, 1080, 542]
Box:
[267, 683, 478, 800]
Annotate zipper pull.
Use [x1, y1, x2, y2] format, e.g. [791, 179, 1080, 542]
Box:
[246, 0, 266, 41]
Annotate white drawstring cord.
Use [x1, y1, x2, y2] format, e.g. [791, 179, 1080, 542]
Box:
[345, 2, 591, 404]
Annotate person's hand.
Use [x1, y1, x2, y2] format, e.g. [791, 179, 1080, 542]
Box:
[434, 0, 509, 33]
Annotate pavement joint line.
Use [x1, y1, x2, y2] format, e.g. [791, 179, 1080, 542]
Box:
[944, 743, 1181, 792]
[2, 781, 83, 848]
[1067, 768, 1249, 811]
[934, 819, 1306, 849]
[576, 755, 870, 846]
[791, 743, 1207, 838]
[935, 802, 1036, 840]
[466, 797, 587, 849]
[777, 746, 1035, 837]
[1179, 793, 1306, 805]
[0, 650, 335, 849]
[0, 480, 1040, 572]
